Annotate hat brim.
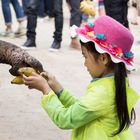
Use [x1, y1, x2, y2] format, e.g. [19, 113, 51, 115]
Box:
[79, 34, 135, 71]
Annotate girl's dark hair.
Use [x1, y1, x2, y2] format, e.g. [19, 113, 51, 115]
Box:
[80, 40, 136, 135]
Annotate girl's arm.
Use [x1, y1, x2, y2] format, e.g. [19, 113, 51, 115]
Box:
[41, 72, 78, 107]
[41, 89, 110, 129]
[23, 72, 78, 107]
[56, 89, 78, 107]
[23, 72, 109, 129]
[41, 90, 98, 129]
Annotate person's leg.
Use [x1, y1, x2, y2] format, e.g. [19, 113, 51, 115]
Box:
[49, 0, 63, 51]
[98, 0, 106, 16]
[10, 0, 26, 36]
[137, 0, 140, 16]
[131, 6, 138, 25]
[123, 0, 129, 28]
[11, 0, 25, 20]
[1, 0, 13, 36]
[104, 0, 129, 28]
[21, 0, 29, 15]
[130, 1, 138, 25]
[69, 0, 81, 27]
[23, 0, 40, 47]
[69, 0, 82, 49]
[45, 0, 54, 18]
[38, 0, 46, 18]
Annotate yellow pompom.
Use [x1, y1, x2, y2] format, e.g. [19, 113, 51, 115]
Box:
[87, 31, 94, 37]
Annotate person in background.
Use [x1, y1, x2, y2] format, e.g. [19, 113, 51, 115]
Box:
[23, 16, 139, 140]
[137, 0, 140, 16]
[44, 0, 54, 19]
[37, 0, 46, 19]
[0, 0, 26, 37]
[49, 0, 63, 51]
[129, 0, 138, 25]
[67, 0, 82, 50]
[103, 0, 129, 28]
[50, 0, 82, 51]
[22, 0, 40, 47]
[21, 0, 29, 15]
[98, 0, 106, 16]
[23, 0, 63, 48]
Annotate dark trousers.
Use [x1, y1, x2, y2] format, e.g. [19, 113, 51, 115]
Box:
[26, 0, 80, 42]
[67, 0, 82, 27]
[38, 0, 46, 18]
[51, 0, 82, 41]
[26, 0, 40, 40]
[26, 0, 63, 42]
[53, 0, 63, 42]
[104, 0, 129, 28]
[45, 0, 54, 17]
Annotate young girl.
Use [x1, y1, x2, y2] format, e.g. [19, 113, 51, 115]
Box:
[23, 16, 139, 140]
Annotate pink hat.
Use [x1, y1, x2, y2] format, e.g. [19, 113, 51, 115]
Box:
[72, 15, 135, 70]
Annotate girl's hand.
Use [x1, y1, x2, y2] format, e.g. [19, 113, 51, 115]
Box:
[23, 72, 51, 95]
[41, 71, 63, 94]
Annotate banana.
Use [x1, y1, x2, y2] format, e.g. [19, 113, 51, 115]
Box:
[11, 76, 24, 84]
[11, 67, 37, 84]
[18, 67, 37, 76]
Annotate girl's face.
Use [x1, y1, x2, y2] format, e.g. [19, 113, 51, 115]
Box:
[81, 45, 112, 78]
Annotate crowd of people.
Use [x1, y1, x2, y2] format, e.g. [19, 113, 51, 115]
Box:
[0, 0, 140, 51]
[0, 0, 82, 51]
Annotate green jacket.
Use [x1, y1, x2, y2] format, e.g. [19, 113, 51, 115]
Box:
[41, 77, 139, 140]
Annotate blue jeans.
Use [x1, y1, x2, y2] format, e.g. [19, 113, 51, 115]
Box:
[1, 0, 25, 25]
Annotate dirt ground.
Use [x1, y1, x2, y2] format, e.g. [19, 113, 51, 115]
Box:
[0, 2, 140, 140]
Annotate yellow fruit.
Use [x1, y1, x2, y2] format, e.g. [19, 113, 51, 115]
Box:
[11, 76, 24, 84]
[18, 67, 36, 77]
[11, 67, 37, 85]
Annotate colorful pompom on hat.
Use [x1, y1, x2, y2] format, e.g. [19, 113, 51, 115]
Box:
[71, 15, 135, 71]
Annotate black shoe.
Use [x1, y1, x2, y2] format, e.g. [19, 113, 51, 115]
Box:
[49, 40, 61, 52]
[23, 39, 36, 47]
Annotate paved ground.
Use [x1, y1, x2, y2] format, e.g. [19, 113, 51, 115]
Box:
[0, 3, 140, 140]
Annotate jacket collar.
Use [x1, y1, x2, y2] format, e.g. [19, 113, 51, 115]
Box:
[91, 73, 114, 83]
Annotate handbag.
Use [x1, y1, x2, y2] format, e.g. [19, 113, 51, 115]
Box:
[80, 0, 96, 16]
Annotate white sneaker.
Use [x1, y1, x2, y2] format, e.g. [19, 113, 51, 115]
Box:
[49, 47, 60, 52]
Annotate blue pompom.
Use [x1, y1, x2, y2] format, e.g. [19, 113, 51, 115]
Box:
[96, 33, 106, 40]
[124, 51, 134, 58]
[88, 22, 94, 28]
